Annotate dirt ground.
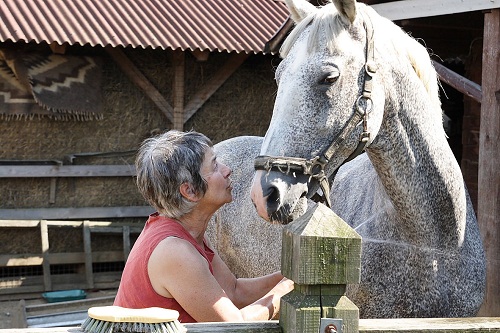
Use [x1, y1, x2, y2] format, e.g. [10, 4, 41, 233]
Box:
[0, 289, 116, 329]
[0, 299, 19, 329]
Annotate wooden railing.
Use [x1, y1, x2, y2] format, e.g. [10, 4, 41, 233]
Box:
[2, 204, 500, 332]
[0, 162, 155, 220]
[3, 317, 500, 333]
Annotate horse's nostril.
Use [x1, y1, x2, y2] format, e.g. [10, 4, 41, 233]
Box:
[265, 186, 281, 213]
[266, 186, 279, 203]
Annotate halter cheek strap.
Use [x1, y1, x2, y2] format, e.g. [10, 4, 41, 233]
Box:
[254, 12, 376, 208]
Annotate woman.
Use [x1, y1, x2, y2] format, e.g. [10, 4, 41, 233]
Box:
[114, 130, 293, 323]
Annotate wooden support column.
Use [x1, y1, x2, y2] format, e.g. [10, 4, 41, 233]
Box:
[83, 220, 94, 289]
[172, 50, 185, 131]
[40, 220, 52, 291]
[123, 225, 131, 262]
[478, 8, 500, 317]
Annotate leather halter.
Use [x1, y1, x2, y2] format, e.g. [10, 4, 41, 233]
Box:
[254, 13, 376, 208]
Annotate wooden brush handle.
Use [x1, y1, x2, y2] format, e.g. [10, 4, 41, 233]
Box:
[87, 305, 179, 323]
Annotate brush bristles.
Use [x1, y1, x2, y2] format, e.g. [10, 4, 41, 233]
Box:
[81, 316, 185, 333]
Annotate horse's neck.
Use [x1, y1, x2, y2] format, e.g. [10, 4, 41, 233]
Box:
[367, 101, 467, 248]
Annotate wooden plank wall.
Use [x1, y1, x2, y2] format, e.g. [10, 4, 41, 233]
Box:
[478, 8, 500, 317]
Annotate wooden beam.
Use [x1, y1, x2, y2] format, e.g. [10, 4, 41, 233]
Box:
[105, 46, 174, 123]
[123, 225, 131, 262]
[0, 272, 122, 295]
[40, 220, 51, 292]
[358, 317, 500, 332]
[0, 165, 135, 178]
[0, 251, 126, 267]
[49, 178, 57, 204]
[4, 317, 500, 333]
[264, 17, 294, 54]
[172, 50, 186, 130]
[183, 322, 282, 333]
[183, 53, 249, 123]
[0, 219, 144, 230]
[83, 220, 94, 289]
[0, 220, 41, 227]
[49, 42, 66, 55]
[0, 206, 154, 220]
[477, 8, 500, 317]
[372, 0, 500, 21]
[191, 49, 210, 62]
[432, 60, 482, 103]
[25, 295, 115, 314]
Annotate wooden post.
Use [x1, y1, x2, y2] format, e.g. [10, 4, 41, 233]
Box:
[40, 220, 52, 291]
[280, 203, 361, 333]
[123, 225, 131, 262]
[172, 50, 185, 131]
[478, 8, 500, 317]
[83, 220, 94, 289]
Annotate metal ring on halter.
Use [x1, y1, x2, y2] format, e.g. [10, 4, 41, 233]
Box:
[356, 95, 373, 114]
[303, 156, 327, 177]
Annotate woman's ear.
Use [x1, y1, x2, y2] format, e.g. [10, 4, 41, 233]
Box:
[180, 183, 200, 202]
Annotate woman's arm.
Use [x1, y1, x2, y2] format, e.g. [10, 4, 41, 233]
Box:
[239, 276, 294, 320]
[210, 250, 287, 307]
[210, 244, 294, 319]
[149, 237, 293, 322]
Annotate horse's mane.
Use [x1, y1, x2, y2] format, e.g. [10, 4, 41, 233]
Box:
[280, 3, 442, 117]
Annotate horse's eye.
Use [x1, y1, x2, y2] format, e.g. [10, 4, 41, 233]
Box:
[319, 72, 339, 85]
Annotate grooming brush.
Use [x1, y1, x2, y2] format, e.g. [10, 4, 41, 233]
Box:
[81, 305, 186, 333]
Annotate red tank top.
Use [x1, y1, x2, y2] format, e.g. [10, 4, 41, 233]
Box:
[114, 213, 215, 323]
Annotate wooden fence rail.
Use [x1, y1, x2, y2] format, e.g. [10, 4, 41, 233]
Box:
[0, 206, 154, 220]
[1, 317, 500, 333]
[0, 165, 135, 178]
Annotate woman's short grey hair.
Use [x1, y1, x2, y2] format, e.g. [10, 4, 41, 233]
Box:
[135, 130, 212, 219]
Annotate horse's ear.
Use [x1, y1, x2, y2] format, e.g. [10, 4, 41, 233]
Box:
[284, 0, 317, 23]
[332, 0, 357, 24]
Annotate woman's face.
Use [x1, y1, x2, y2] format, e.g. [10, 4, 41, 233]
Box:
[198, 148, 233, 209]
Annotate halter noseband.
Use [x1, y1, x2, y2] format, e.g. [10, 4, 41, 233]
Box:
[254, 13, 376, 208]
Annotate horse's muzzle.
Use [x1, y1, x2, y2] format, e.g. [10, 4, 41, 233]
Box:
[250, 170, 309, 224]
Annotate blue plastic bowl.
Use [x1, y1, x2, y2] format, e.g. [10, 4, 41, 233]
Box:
[42, 289, 87, 303]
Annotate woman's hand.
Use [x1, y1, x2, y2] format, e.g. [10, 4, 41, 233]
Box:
[268, 277, 294, 320]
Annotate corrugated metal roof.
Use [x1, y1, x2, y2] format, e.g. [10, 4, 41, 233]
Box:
[0, 0, 290, 54]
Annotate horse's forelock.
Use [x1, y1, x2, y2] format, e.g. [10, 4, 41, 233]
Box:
[279, 13, 314, 58]
[280, 3, 343, 58]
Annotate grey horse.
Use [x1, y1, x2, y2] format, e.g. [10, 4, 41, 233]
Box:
[209, 0, 486, 319]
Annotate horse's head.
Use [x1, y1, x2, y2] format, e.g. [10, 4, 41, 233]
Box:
[251, 0, 387, 223]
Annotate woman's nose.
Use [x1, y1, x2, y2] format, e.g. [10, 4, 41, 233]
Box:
[222, 163, 232, 177]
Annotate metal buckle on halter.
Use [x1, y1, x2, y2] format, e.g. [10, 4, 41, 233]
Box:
[303, 156, 327, 178]
[365, 61, 378, 75]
